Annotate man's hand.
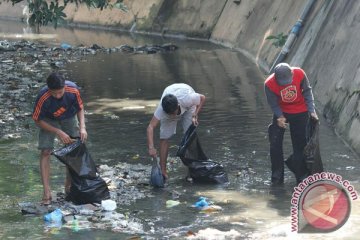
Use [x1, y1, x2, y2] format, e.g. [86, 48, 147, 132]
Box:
[147, 116, 159, 157]
[148, 146, 157, 157]
[56, 130, 74, 144]
[192, 114, 199, 126]
[80, 127, 88, 142]
[277, 116, 287, 128]
[310, 112, 319, 121]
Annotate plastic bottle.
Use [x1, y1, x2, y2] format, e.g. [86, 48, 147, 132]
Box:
[72, 215, 79, 232]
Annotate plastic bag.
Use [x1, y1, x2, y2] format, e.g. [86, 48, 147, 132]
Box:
[52, 140, 96, 178]
[150, 157, 165, 188]
[101, 199, 117, 211]
[176, 124, 228, 184]
[304, 118, 323, 174]
[52, 140, 110, 205]
[284, 118, 323, 181]
[44, 208, 63, 224]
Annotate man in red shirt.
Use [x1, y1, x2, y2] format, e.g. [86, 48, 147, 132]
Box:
[33, 72, 87, 205]
[264, 63, 318, 185]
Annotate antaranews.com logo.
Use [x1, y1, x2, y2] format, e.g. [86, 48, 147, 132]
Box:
[290, 172, 358, 233]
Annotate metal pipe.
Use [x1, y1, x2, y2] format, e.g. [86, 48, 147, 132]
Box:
[269, 0, 317, 73]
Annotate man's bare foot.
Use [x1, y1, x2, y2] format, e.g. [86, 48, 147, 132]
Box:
[64, 186, 71, 195]
[163, 173, 168, 182]
[41, 191, 52, 205]
[41, 196, 52, 205]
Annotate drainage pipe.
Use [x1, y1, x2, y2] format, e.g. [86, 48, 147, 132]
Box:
[269, 0, 317, 73]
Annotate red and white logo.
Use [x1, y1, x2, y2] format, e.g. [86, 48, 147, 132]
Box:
[300, 182, 351, 232]
[280, 85, 297, 102]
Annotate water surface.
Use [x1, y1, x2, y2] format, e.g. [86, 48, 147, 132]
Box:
[0, 19, 359, 239]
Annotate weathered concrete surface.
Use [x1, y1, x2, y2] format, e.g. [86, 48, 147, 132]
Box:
[211, 0, 304, 70]
[299, 0, 360, 153]
[150, 0, 226, 38]
[64, 0, 163, 30]
[1, 0, 360, 155]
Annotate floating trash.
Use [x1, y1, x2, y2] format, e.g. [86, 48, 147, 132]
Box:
[166, 200, 180, 208]
[192, 197, 222, 213]
[101, 199, 117, 211]
[60, 43, 72, 50]
[44, 208, 63, 228]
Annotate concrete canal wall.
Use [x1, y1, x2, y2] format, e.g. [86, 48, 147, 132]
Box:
[1, 0, 360, 155]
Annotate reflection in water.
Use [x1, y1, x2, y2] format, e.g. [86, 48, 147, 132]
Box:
[86, 98, 158, 114]
[0, 19, 359, 239]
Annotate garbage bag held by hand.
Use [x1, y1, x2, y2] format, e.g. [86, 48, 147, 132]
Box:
[52, 140, 110, 205]
[176, 124, 228, 184]
[52, 139, 97, 178]
[304, 118, 323, 174]
[150, 157, 165, 188]
[177, 124, 207, 161]
[283, 118, 323, 181]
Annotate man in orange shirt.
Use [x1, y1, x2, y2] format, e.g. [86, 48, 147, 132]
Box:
[33, 72, 87, 204]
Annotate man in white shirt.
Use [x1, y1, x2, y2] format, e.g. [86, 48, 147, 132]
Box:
[147, 83, 206, 180]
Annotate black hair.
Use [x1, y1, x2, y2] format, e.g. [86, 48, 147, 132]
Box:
[162, 94, 178, 114]
[46, 72, 65, 90]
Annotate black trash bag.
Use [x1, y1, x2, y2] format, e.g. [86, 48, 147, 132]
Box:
[52, 140, 110, 205]
[65, 173, 110, 205]
[176, 124, 228, 184]
[284, 118, 324, 182]
[52, 140, 96, 178]
[304, 118, 323, 174]
[150, 157, 165, 188]
[268, 121, 308, 183]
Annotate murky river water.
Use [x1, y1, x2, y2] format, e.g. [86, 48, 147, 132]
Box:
[0, 19, 359, 239]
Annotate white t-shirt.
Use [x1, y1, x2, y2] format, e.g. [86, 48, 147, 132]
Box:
[154, 83, 201, 120]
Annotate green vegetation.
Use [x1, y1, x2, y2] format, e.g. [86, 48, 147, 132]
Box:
[4, 0, 128, 32]
[266, 32, 288, 48]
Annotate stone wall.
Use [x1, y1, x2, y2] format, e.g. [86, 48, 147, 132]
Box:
[1, 0, 360, 155]
[299, 0, 360, 153]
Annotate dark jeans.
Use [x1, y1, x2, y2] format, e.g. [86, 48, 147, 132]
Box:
[268, 112, 309, 184]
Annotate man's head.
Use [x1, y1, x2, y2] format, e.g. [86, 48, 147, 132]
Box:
[47, 72, 66, 99]
[274, 63, 293, 86]
[162, 94, 179, 115]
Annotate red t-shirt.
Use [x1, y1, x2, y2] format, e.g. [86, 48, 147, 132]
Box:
[265, 68, 308, 114]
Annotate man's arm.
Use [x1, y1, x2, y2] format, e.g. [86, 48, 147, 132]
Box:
[77, 108, 88, 142]
[192, 94, 206, 125]
[147, 116, 160, 157]
[301, 74, 318, 120]
[264, 85, 288, 128]
[264, 85, 283, 117]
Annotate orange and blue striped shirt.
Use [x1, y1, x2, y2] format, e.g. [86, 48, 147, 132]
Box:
[32, 81, 83, 121]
